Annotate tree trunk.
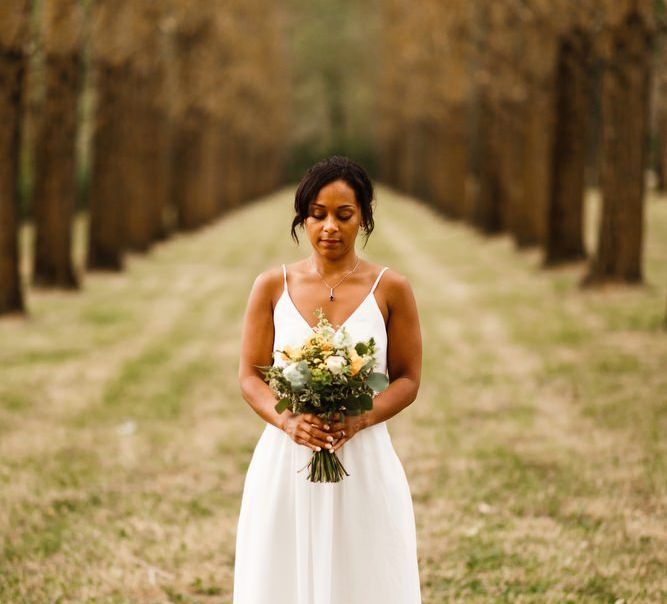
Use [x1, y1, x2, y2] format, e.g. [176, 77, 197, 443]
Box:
[545, 31, 589, 266]
[87, 2, 127, 271]
[496, 99, 524, 236]
[122, 1, 169, 252]
[32, 0, 82, 288]
[517, 85, 554, 248]
[0, 0, 30, 314]
[583, 12, 651, 285]
[470, 91, 503, 233]
[440, 103, 469, 219]
[172, 109, 209, 230]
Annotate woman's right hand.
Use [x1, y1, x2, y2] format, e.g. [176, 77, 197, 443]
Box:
[280, 412, 335, 452]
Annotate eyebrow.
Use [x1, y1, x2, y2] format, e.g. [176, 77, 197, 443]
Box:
[310, 203, 356, 209]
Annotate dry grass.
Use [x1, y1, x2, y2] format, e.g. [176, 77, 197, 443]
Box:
[1, 185, 666, 603]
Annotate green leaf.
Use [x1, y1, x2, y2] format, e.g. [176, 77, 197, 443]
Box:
[345, 395, 362, 410]
[355, 342, 368, 355]
[366, 372, 389, 392]
[274, 398, 291, 413]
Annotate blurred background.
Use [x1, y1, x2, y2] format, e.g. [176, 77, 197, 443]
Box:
[0, 0, 667, 300]
[1, 0, 666, 602]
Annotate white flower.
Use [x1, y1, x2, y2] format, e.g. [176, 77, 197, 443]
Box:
[332, 328, 352, 349]
[282, 362, 308, 389]
[319, 325, 335, 339]
[325, 355, 347, 375]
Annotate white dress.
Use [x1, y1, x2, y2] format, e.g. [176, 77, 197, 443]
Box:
[233, 265, 422, 604]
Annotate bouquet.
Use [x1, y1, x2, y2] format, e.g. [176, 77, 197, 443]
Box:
[259, 308, 389, 482]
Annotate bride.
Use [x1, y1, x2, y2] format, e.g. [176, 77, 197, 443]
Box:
[233, 155, 423, 603]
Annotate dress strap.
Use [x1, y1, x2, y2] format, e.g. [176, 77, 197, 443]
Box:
[281, 264, 287, 292]
[371, 267, 389, 293]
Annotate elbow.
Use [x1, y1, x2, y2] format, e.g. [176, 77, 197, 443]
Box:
[238, 370, 254, 401]
[408, 377, 420, 404]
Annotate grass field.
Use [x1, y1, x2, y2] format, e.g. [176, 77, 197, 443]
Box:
[1, 186, 666, 603]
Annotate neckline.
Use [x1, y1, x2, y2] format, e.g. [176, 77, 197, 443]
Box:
[280, 287, 378, 331]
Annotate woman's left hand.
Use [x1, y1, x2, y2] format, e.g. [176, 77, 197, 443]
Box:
[326, 411, 372, 453]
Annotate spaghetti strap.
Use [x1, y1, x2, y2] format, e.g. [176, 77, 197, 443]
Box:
[281, 264, 287, 292]
[371, 266, 389, 293]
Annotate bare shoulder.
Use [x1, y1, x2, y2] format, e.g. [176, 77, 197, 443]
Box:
[370, 264, 417, 322]
[375, 265, 414, 298]
[250, 265, 285, 306]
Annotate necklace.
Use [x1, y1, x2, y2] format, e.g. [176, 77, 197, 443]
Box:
[309, 256, 360, 302]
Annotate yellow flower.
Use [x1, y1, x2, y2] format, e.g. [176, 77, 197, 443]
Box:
[281, 345, 300, 361]
[350, 356, 365, 376]
[348, 347, 365, 376]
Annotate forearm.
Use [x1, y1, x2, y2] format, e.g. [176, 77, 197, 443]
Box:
[239, 374, 294, 430]
[367, 375, 419, 426]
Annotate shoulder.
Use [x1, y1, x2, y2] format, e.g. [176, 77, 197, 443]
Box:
[249, 265, 285, 305]
[370, 264, 417, 320]
[374, 265, 413, 297]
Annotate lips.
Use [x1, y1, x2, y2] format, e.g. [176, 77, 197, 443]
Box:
[321, 239, 340, 244]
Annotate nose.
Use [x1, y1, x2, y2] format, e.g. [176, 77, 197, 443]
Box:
[323, 214, 338, 232]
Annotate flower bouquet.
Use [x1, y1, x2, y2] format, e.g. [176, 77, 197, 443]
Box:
[259, 309, 389, 483]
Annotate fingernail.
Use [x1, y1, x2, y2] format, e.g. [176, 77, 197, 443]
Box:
[315, 447, 321, 451]
[325, 443, 332, 449]
[327, 436, 333, 442]
[324, 424, 330, 430]
[329, 448, 335, 453]
[341, 431, 346, 436]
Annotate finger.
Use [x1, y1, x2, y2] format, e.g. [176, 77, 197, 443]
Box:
[329, 422, 346, 432]
[295, 435, 321, 452]
[309, 426, 335, 443]
[298, 427, 331, 450]
[303, 414, 328, 430]
[330, 436, 348, 453]
[327, 427, 346, 439]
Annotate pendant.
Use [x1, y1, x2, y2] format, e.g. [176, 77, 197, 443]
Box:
[329, 288, 334, 302]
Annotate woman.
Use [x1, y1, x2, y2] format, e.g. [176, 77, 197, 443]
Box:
[234, 155, 422, 603]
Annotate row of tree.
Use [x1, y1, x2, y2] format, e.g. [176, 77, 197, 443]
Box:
[0, 0, 290, 315]
[377, 0, 661, 286]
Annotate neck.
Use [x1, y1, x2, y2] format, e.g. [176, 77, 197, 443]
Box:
[309, 252, 359, 277]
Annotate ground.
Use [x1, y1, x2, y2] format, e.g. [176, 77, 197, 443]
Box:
[1, 186, 666, 603]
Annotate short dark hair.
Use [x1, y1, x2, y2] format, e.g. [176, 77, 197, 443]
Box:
[291, 155, 375, 245]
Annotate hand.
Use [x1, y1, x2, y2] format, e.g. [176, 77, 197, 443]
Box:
[327, 411, 372, 453]
[280, 412, 336, 452]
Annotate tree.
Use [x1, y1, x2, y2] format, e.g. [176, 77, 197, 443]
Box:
[0, 0, 31, 314]
[583, 2, 654, 285]
[32, 0, 83, 288]
[545, 29, 590, 265]
[87, 0, 129, 271]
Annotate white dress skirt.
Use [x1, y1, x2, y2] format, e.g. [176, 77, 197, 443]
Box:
[233, 266, 422, 604]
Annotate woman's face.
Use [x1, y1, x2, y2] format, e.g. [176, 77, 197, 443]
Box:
[305, 179, 362, 259]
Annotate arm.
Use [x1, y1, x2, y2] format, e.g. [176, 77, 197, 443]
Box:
[367, 272, 422, 426]
[237, 269, 291, 430]
[237, 269, 332, 450]
[329, 272, 422, 452]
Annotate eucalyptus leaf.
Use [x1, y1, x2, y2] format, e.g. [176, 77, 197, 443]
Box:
[367, 372, 389, 392]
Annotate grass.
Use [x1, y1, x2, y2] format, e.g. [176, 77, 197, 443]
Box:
[0, 185, 666, 602]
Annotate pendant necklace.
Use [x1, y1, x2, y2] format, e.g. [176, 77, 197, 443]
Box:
[310, 256, 360, 302]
